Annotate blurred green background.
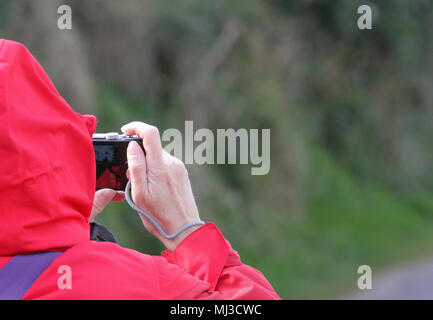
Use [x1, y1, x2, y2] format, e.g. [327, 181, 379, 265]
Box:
[1, 0, 432, 299]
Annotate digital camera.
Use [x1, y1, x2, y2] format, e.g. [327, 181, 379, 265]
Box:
[93, 133, 144, 191]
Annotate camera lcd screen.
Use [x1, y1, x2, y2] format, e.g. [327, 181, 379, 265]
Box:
[94, 143, 128, 191]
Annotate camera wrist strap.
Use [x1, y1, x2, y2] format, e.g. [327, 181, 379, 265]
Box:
[124, 180, 205, 239]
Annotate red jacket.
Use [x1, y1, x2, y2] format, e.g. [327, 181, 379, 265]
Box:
[0, 39, 280, 300]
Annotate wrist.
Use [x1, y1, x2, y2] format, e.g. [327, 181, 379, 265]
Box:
[162, 225, 202, 251]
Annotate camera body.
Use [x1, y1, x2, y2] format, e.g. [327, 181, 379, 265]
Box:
[93, 133, 144, 191]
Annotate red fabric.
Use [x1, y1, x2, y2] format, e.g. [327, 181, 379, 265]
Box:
[0, 39, 280, 300]
[0, 39, 96, 256]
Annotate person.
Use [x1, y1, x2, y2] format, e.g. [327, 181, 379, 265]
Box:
[0, 39, 280, 299]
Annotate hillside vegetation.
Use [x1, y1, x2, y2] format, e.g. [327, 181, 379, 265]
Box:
[1, 0, 432, 298]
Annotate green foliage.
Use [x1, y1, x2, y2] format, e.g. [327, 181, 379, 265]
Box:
[90, 1, 432, 298]
[2, 0, 432, 299]
[94, 83, 433, 299]
[0, 0, 12, 29]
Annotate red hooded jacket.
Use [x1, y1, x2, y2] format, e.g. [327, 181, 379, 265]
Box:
[0, 39, 280, 300]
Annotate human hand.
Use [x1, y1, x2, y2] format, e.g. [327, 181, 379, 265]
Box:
[89, 189, 125, 221]
[121, 121, 202, 251]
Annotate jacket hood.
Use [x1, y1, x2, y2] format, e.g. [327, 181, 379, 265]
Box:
[0, 39, 97, 255]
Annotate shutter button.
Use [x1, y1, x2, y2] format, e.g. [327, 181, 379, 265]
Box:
[105, 132, 119, 140]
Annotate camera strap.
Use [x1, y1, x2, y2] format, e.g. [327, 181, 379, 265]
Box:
[0, 251, 63, 300]
[90, 221, 117, 243]
[124, 180, 205, 239]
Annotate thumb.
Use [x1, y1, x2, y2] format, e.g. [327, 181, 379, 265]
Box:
[90, 189, 125, 221]
[127, 141, 147, 195]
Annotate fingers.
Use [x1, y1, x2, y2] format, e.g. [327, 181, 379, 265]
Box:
[90, 189, 125, 221]
[127, 140, 148, 200]
[121, 122, 163, 166]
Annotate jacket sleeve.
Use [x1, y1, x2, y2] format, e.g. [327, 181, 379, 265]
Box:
[155, 223, 280, 300]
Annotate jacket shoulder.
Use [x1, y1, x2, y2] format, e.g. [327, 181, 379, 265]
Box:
[23, 241, 161, 299]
